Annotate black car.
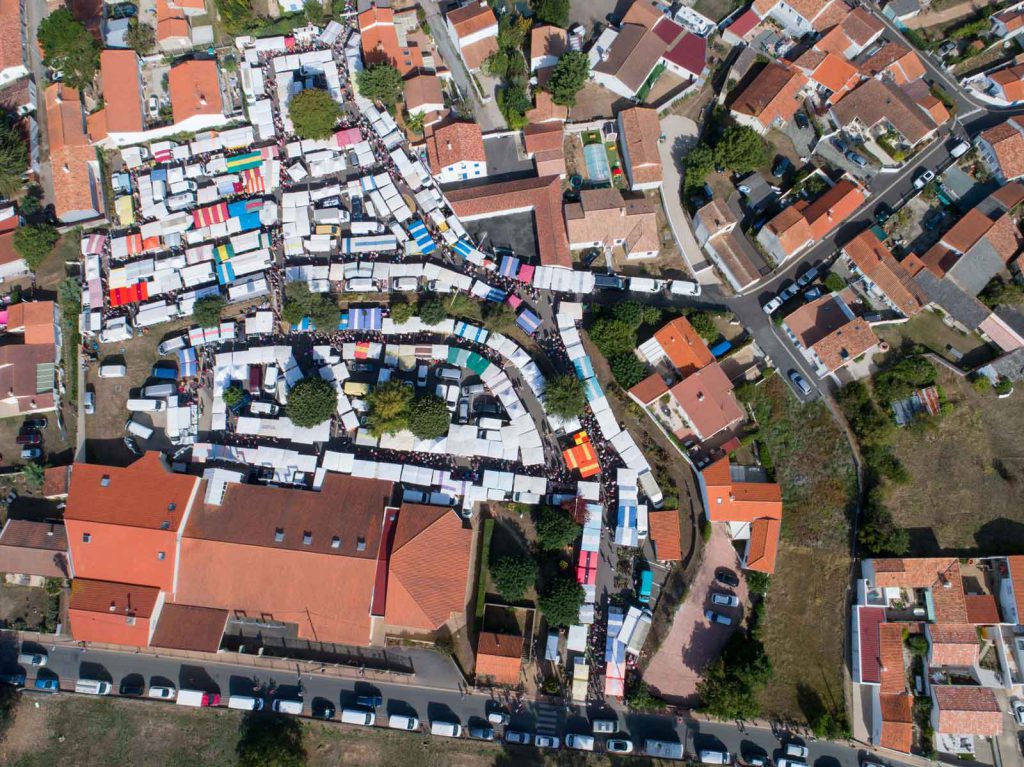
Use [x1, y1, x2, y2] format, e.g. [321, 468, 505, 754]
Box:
[356, 694, 383, 709]
[830, 135, 849, 154]
[874, 203, 892, 225]
[22, 417, 47, 431]
[794, 111, 810, 130]
[582, 249, 602, 268]
[715, 568, 740, 588]
[311, 698, 336, 720]
[119, 682, 144, 696]
[923, 210, 945, 231]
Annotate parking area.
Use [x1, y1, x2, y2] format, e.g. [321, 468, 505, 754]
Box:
[481, 135, 534, 179]
[463, 211, 539, 261]
[814, 132, 879, 183]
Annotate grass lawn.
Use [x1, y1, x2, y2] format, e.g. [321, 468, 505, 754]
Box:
[875, 310, 995, 369]
[581, 130, 602, 146]
[604, 141, 626, 189]
[694, 0, 743, 21]
[882, 367, 1024, 555]
[745, 375, 856, 720]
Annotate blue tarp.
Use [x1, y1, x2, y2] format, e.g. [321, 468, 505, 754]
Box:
[454, 321, 488, 343]
[337, 312, 349, 330]
[351, 307, 382, 330]
[617, 504, 637, 529]
[407, 219, 436, 255]
[499, 255, 520, 278]
[485, 288, 507, 303]
[291, 317, 314, 331]
[453, 239, 474, 258]
[233, 211, 261, 232]
[215, 262, 236, 284]
[150, 168, 167, 182]
[583, 377, 603, 402]
[710, 340, 732, 357]
[573, 357, 595, 380]
[516, 308, 541, 334]
[177, 347, 198, 378]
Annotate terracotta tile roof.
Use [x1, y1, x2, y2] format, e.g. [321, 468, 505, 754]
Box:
[526, 90, 568, 123]
[795, 48, 828, 73]
[594, 24, 667, 94]
[835, 77, 935, 145]
[150, 604, 227, 652]
[731, 61, 808, 128]
[403, 73, 443, 112]
[1007, 555, 1024, 622]
[870, 557, 968, 623]
[623, 0, 664, 28]
[696, 199, 737, 238]
[745, 517, 780, 573]
[669, 362, 745, 440]
[989, 65, 1024, 103]
[564, 188, 659, 256]
[842, 7, 884, 45]
[0, 0, 22, 71]
[156, 0, 189, 42]
[929, 623, 980, 666]
[859, 42, 925, 84]
[653, 316, 715, 375]
[535, 150, 566, 177]
[523, 121, 563, 155]
[879, 693, 915, 752]
[648, 509, 682, 561]
[618, 106, 663, 186]
[447, 1, 497, 39]
[811, 0, 850, 31]
[100, 50, 143, 133]
[0, 520, 68, 578]
[995, 8, 1024, 33]
[815, 24, 853, 56]
[934, 686, 1002, 735]
[964, 594, 1001, 625]
[727, 9, 761, 39]
[168, 59, 222, 123]
[530, 24, 566, 63]
[858, 605, 885, 683]
[45, 84, 102, 221]
[878, 622, 907, 693]
[446, 175, 571, 267]
[810, 53, 860, 100]
[843, 229, 923, 316]
[991, 180, 1024, 208]
[784, 293, 878, 371]
[703, 455, 784, 523]
[765, 204, 813, 256]
[460, 37, 498, 70]
[384, 504, 473, 631]
[66, 452, 199, 530]
[360, 6, 423, 74]
[803, 179, 865, 239]
[7, 301, 56, 345]
[71, 577, 159, 618]
[475, 632, 523, 684]
[629, 372, 669, 405]
[981, 119, 1024, 180]
[426, 120, 485, 172]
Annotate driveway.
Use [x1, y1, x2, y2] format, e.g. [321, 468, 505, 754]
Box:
[643, 522, 748, 705]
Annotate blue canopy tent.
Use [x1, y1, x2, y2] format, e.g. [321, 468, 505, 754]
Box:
[499, 255, 520, 278]
[351, 307, 383, 330]
[407, 219, 436, 255]
[573, 357, 595, 380]
[583, 377, 603, 402]
[516, 308, 541, 334]
[177, 347, 198, 378]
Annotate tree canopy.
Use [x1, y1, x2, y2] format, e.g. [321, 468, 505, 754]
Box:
[714, 126, 768, 174]
[529, 0, 570, 27]
[0, 118, 27, 199]
[286, 377, 338, 428]
[535, 505, 581, 551]
[193, 294, 226, 328]
[366, 379, 414, 436]
[282, 281, 338, 330]
[538, 575, 584, 627]
[303, 0, 325, 26]
[236, 713, 306, 767]
[390, 298, 417, 325]
[419, 298, 447, 325]
[544, 374, 585, 419]
[215, 0, 262, 35]
[685, 310, 718, 343]
[125, 20, 156, 55]
[223, 384, 246, 408]
[482, 302, 518, 334]
[490, 554, 538, 602]
[548, 51, 590, 107]
[498, 13, 531, 50]
[497, 84, 531, 130]
[407, 394, 450, 439]
[37, 8, 100, 90]
[288, 88, 341, 140]
[588, 317, 637, 356]
[697, 633, 772, 720]
[13, 224, 58, 271]
[609, 353, 648, 389]
[357, 63, 403, 107]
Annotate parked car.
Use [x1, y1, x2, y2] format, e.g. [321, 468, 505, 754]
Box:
[938, 40, 958, 57]
[923, 210, 945, 231]
[535, 734, 560, 749]
[505, 730, 531, 745]
[17, 651, 47, 667]
[845, 150, 868, 168]
[950, 139, 971, 158]
[711, 592, 740, 607]
[119, 681, 145, 696]
[356, 694, 383, 709]
[785, 743, 809, 759]
[0, 672, 26, 686]
[874, 203, 892, 224]
[788, 369, 812, 396]
[705, 609, 733, 626]
[1011, 697, 1024, 726]
[487, 711, 511, 726]
[715, 568, 740, 587]
[312, 699, 336, 720]
[591, 719, 617, 734]
[762, 296, 783, 315]
[15, 433, 41, 446]
[913, 168, 935, 190]
[777, 759, 809, 767]
[778, 282, 799, 302]
[772, 156, 792, 178]
[34, 677, 59, 692]
[796, 266, 819, 287]
[148, 686, 176, 699]
[468, 726, 495, 741]
[20, 448, 41, 460]
[608, 739, 635, 754]
[794, 111, 810, 129]
[803, 286, 823, 300]
[22, 417, 47, 430]
[84, 390, 95, 415]
[830, 135, 849, 154]
[148, 95, 159, 119]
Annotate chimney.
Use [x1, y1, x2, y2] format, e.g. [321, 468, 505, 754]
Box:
[446, 141, 452, 151]
[697, 391, 704, 401]
[199, 95, 207, 106]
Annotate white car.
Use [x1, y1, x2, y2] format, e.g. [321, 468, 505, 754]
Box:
[785, 743, 810, 759]
[950, 140, 971, 159]
[535, 734, 559, 749]
[505, 730, 531, 745]
[607, 739, 634, 754]
[913, 169, 935, 189]
[711, 592, 740, 607]
[148, 686, 176, 700]
[1011, 697, 1024, 726]
[147, 95, 159, 119]
[762, 296, 783, 315]
[84, 390, 95, 415]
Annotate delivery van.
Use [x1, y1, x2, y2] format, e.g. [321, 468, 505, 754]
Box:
[143, 383, 176, 398]
[228, 695, 264, 711]
[75, 679, 112, 695]
[176, 689, 219, 707]
[566, 734, 596, 751]
[392, 277, 419, 292]
[340, 708, 375, 726]
[263, 364, 280, 394]
[99, 363, 127, 378]
[125, 418, 154, 440]
[167, 193, 194, 212]
[272, 699, 303, 715]
[126, 398, 165, 412]
[388, 714, 420, 730]
[157, 335, 187, 356]
[430, 721, 462, 738]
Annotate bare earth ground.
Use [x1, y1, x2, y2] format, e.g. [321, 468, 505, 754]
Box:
[747, 376, 856, 720]
[883, 368, 1024, 555]
[876, 311, 995, 370]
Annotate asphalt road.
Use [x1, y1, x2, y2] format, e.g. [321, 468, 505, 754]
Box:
[3, 641, 947, 766]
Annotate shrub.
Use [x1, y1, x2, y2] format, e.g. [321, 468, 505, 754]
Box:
[13, 224, 59, 271]
[223, 384, 245, 407]
[823, 272, 845, 293]
[697, 632, 772, 720]
[490, 555, 538, 601]
[390, 298, 417, 325]
[419, 298, 447, 325]
[407, 394, 450, 439]
[609, 353, 648, 389]
[365, 379, 413, 436]
[686, 310, 718, 342]
[286, 377, 338, 427]
[193, 295, 226, 328]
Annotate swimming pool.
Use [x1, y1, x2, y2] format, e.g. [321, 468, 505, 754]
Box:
[583, 143, 611, 184]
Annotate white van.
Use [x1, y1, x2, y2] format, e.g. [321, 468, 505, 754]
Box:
[272, 699, 303, 715]
[228, 695, 264, 711]
[157, 335, 187, 356]
[341, 708, 375, 726]
[126, 398, 165, 412]
[250, 401, 278, 416]
[388, 714, 420, 730]
[263, 365, 280, 394]
[566, 734, 596, 751]
[176, 689, 218, 707]
[699, 750, 732, 764]
[346, 278, 375, 292]
[167, 193, 194, 212]
[152, 179, 167, 202]
[75, 679, 112, 695]
[125, 419, 154, 440]
[628, 277, 663, 293]
[669, 279, 702, 297]
[143, 383, 176, 398]
[430, 720, 462, 738]
[99, 363, 127, 378]
[392, 277, 419, 292]
[437, 367, 461, 382]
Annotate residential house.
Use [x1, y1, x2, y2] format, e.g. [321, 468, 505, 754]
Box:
[721, 9, 762, 46]
[616, 106, 663, 191]
[403, 73, 445, 127]
[837, 8, 885, 56]
[44, 84, 104, 223]
[445, 1, 498, 71]
[795, 50, 861, 106]
[564, 188, 659, 260]
[0, 301, 60, 417]
[167, 59, 227, 131]
[858, 42, 926, 86]
[359, 5, 423, 75]
[155, 0, 192, 53]
[523, 122, 565, 177]
[446, 175, 571, 268]
[475, 632, 523, 685]
[882, 0, 921, 22]
[648, 509, 683, 562]
[986, 64, 1024, 104]
[591, 24, 667, 99]
[645, 315, 715, 376]
[0, 208, 25, 280]
[729, 61, 808, 133]
[0, 520, 68, 586]
[977, 119, 1024, 182]
[652, 17, 708, 81]
[526, 90, 568, 124]
[693, 199, 764, 291]
[425, 120, 487, 184]
[832, 77, 941, 149]
[699, 456, 783, 573]
[842, 229, 923, 317]
[751, 0, 850, 35]
[0, 0, 27, 89]
[920, 183, 1024, 295]
[668, 362, 745, 442]
[781, 291, 879, 377]
[69, 578, 163, 647]
[991, 7, 1024, 40]
[530, 25, 566, 73]
[758, 178, 865, 262]
[628, 372, 670, 406]
[97, 50, 145, 137]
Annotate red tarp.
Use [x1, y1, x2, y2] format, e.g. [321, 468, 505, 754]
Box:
[192, 202, 229, 228]
[109, 282, 149, 307]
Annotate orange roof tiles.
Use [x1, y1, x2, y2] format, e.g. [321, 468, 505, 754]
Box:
[929, 624, 980, 666]
[653, 316, 715, 375]
[730, 61, 808, 129]
[934, 686, 1002, 735]
[810, 53, 860, 101]
[403, 73, 444, 112]
[703, 455, 783, 522]
[989, 65, 1024, 103]
[981, 119, 1024, 180]
[6, 301, 56, 345]
[878, 622, 907, 694]
[156, 0, 190, 42]
[622, 0, 664, 28]
[629, 372, 669, 405]
[100, 50, 143, 133]
[843, 229, 923, 316]
[150, 603, 227, 652]
[879, 693, 914, 752]
[530, 24, 567, 64]
[964, 594, 1001, 625]
[359, 6, 423, 75]
[385, 504, 473, 632]
[870, 558, 968, 624]
[803, 179, 865, 239]
[526, 90, 568, 123]
[69, 578, 159, 647]
[524, 121, 563, 155]
[564, 188, 659, 255]
[168, 59, 222, 123]
[1007, 555, 1024, 622]
[765, 204, 814, 257]
[810, 0, 850, 30]
[815, 24, 853, 57]
[782, 293, 878, 372]
[0, 0, 22, 72]
[448, 1, 497, 38]
[44, 83, 102, 221]
[669, 363, 745, 441]
[649, 509, 683, 561]
[842, 7, 884, 45]
[859, 42, 925, 85]
[617, 106, 663, 187]
[475, 632, 523, 684]
[745, 517, 780, 573]
[426, 120, 485, 172]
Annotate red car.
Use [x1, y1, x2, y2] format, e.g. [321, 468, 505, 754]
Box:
[15, 433, 41, 446]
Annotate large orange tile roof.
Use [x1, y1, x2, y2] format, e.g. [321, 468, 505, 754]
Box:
[783, 293, 878, 372]
[989, 65, 1024, 103]
[870, 558, 968, 623]
[648, 509, 682, 561]
[617, 106, 663, 186]
[7, 301, 56, 345]
[933, 686, 1002, 735]
[524, 121, 563, 155]
[403, 73, 444, 112]
[879, 693, 914, 753]
[475, 631, 523, 685]
[156, 0, 190, 42]
[859, 42, 925, 84]
[45, 83, 102, 220]
[629, 372, 669, 405]
[731, 61, 807, 129]
[100, 50, 143, 133]
[530, 24, 567, 63]
[0, 0, 22, 71]
[669, 362, 745, 440]
[447, 1, 497, 39]
[745, 517, 780, 573]
[384, 504, 473, 632]
[426, 120, 485, 171]
[929, 623, 980, 666]
[526, 90, 568, 123]
[359, 5, 423, 75]
[844, 229, 923, 316]
[150, 603, 227, 652]
[803, 179, 865, 239]
[766, 203, 814, 257]
[810, 53, 860, 100]
[564, 188, 659, 255]
[981, 119, 1024, 181]
[1007, 555, 1024, 622]
[69, 578, 158, 647]
[702, 456, 783, 524]
[623, 0, 664, 28]
[878, 622, 907, 694]
[653, 316, 715, 375]
[815, 25, 853, 57]
[168, 59, 222, 123]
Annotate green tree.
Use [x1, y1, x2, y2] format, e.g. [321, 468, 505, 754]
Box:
[609, 353, 648, 389]
[490, 554, 538, 601]
[483, 302, 518, 334]
[683, 142, 716, 196]
[538, 575, 584, 627]
[697, 633, 772, 720]
[544, 374, 585, 419]
[193, 294, 226, 328]
[419, 298, 447, 325]
[714, 126, 768, 174]
[686, 310, 718, 343]
[529, 0, 570, 27]
[22, 461, 45, 489]
[236, 713, 306, 767]
[625, 678, 666, 711]
[483, 49, 511, 79]
[497, 84, 531, 130]
[125, 20, 156, 54]
[407, 394, 450, 439]
[588, 317, 636, 356]
[823, 272, 845, 293]
[283, 281, 313, 326]
[13, 223, 59, 271]
[286, 377, 338, 427]
[303, 0, 325, 26]
[0, 119, 27, 198]
[37, 8, 100, 90]
[497, 13, 531, 50]
[390, 298, 417, 325]
[404, 110, 425, 136]
[535, 505, 581, 551]
[745, 571, 770, 595]
[547, 51, 590, 107]
[288, 88, 341, 140]
[223, 383, 245, 408]
[307, 293, 338, 330]
[366, 379, 413, 436]
[215, 0, 261, 35]
[980, 277, 1024, 308]
[356, 63, 403, 107]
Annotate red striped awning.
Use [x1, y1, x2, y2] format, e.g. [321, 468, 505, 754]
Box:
[192, 202, 229, 228]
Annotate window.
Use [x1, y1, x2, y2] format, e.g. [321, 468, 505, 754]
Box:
[157, 551, 165, 560]
[82, 533, 91, 543]
[274, 528, 285, 542]
[331, 536, 341, 549]
[302, 531, 312, 545]
[356, 537, 366, 552]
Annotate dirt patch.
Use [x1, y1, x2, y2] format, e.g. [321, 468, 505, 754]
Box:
[876, 311, 995, 370]
[0, 582, 50, 629]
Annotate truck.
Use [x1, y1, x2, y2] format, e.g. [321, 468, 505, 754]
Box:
[638, 567, 653, 605]
[176, 689, 220, 707]
[645, 740, 685, 760]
